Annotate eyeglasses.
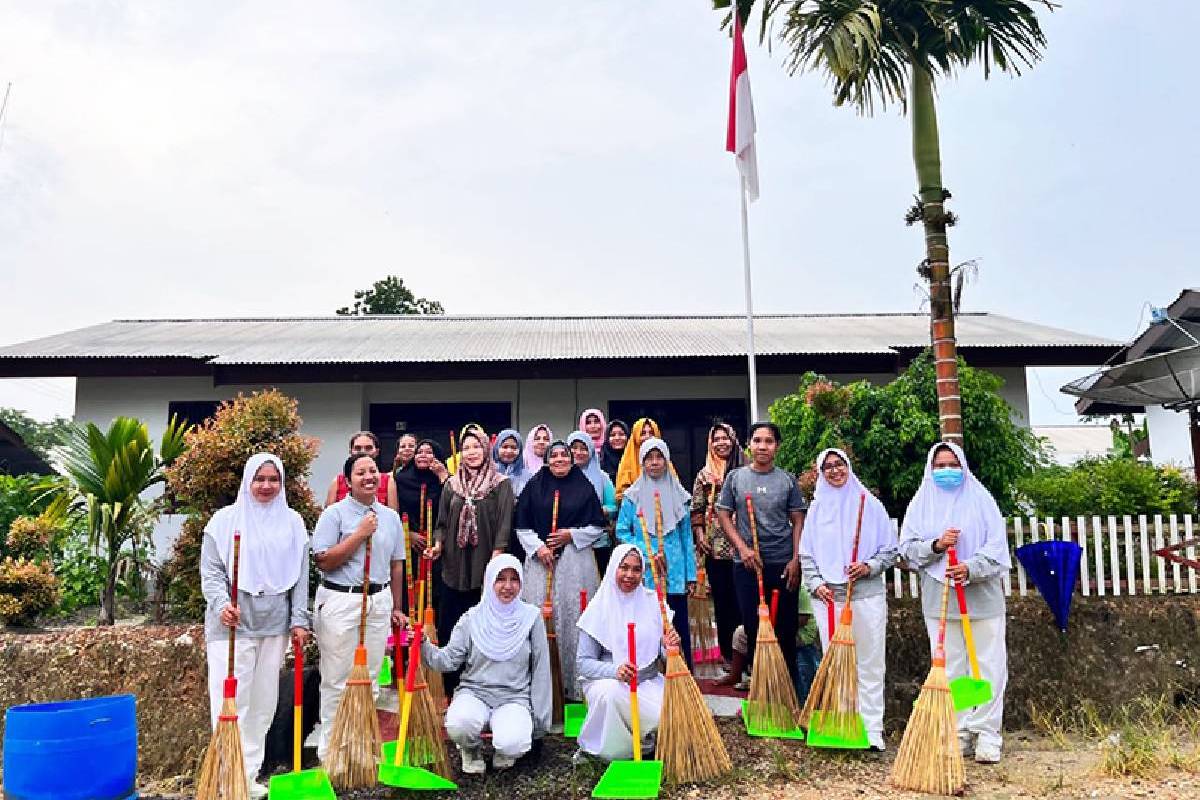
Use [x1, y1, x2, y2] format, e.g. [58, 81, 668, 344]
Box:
[821, 462, 847, 473]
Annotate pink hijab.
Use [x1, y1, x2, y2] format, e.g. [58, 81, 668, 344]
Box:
[578, 408, 607, 456]
[523, 424, 554, 472]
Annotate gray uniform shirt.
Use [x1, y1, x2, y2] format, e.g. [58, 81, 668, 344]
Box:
[311, 496, 406, 585]
[200, 531, 311, 641]
[900, 537, 1007, 620]
[576, 630, 666, 686]
[716, 466, 807, 564]
[800, 541, 899, 602]
[421, 607, 553, 736]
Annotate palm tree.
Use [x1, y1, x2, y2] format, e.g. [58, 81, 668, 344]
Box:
[718, 0, 1053, 444]
[58, 416, 189, 624]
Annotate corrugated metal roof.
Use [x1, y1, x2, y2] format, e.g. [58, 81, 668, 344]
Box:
[0, 313, 1120, 366]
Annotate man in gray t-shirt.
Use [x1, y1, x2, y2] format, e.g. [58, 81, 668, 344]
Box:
[715, 421, 807, 687]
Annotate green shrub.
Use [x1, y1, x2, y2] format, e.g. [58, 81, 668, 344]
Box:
[1017, 458, 1197, 518]
[771, 351, 1043, 517]
[0, 474, 52, 545]
[162, 390, 321, 619]
[53, 534, 110, 616]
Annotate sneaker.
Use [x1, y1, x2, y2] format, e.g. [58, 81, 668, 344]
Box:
[734, 673, 750, 691]
[868, 735, 887, 752]
[493, 752, 517, 770]
[571, 748, 592, 766]
[248, 781, 269, 800]
[959, 732, 975, 757]
[974, 742, 1002, 764]
[459, 746, 486, 775]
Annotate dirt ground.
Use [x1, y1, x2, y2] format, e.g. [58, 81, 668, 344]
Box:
[135, 719, 1200, 800]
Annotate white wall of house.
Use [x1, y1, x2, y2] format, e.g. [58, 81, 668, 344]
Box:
[1146, 406, 1195, 470]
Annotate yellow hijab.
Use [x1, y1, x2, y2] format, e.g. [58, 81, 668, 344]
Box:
[614, 417, 667, 501]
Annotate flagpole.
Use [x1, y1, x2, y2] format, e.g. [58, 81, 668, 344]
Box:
[740, 174, 759, 422]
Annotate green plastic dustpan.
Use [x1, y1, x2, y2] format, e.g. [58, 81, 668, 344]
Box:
[805, 711, 870, 749]
[950, 675, 993, 711]
[563, 702, 587, 738]
[740, 700, 805, 740]
[592, 759, 663, 799]
[378, 653, 393, 687]
[268, 768, 335, 800]
[379, 740, 457, 791]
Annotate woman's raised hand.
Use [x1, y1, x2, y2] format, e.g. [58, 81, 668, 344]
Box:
[547, 528, 571, 549]
[424, 541, 443, 561]
[663, 625, 682, 650]
[356, 511, 378, 540]
[813, 584, 834, 604]
[935, 527, 960, 552]
[616, 662, 636, 683]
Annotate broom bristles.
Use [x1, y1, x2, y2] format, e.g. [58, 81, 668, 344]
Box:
[746, 610, 802, 733]
[799, 618, 863, 740]
[195, 696, 249, 800]
[325, 658, 383, 790]
[423, 610, 447, 709]
[657, 650, 732, 784]
[407, 675, 451, 778]
[687, 594, 716, 660]
[891, 661, 965, 795]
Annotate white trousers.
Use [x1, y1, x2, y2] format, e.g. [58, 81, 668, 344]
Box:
[313, 584, 393, 760]
[578, 676, 664, 762]
[444, 691, 533, 758]
[816, 593, 887, 743]
[924, 614, 1008, 750]
[205, 633, 287, 785]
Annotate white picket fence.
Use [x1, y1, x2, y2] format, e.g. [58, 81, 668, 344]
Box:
[882, 514, 1198, 599]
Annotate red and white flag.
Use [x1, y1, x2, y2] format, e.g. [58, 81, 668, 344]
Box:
[726, 12, 759, 202]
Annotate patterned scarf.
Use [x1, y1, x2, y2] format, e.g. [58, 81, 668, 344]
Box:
[448, 430, 506, 549]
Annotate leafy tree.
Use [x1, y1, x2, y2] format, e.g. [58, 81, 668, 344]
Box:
[0, 473, 53, 540]
[718, 0, 1053, 445]
[162, 390, 322, 619]
[1016, 459, 1197, 518]
[55, 416, 189, 625]
[335, 275, 445, 316]
[771, 351, 1043, 517]
[0, 407, 73, 460]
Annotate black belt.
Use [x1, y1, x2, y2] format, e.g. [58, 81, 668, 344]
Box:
[322, 579, 390, 595]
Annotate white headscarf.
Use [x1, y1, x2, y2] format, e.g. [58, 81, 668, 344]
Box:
[622, 438, 691, 537]
[576, 543, 665, 669]
[467, 554, 540, 662]
[205, 453, 308, 596]
[901, 442, 1012, 583]
[799, 448, 896, 585]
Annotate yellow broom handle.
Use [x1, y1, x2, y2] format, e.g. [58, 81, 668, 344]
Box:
[292, 632, 303, 773]
[840, 493, 868, 620]
[637, 511, 671, 632]
[359, 534, 372, 646]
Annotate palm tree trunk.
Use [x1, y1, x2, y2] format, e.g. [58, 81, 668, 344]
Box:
[99, 542, 119, 626]
[911, 65, 963, 445]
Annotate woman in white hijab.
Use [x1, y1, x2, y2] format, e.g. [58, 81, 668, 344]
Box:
[798, 448, 897, 751]
[899, 441, 1012, 765]
[200, 453, 310, 799]
[418, 554, 551, 774]
[574, 544, 681, 762]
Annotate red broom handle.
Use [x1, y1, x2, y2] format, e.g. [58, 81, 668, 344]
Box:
[627, 622, 639, 693]
[225, 532, 242, 681]
[770, 589, 779, 627]
[947, 547, 969, 614]
[419, 483, 427, 534]
[580, 590, 588, 612]
[826, 599, 836, 639]
[745, 495, 766, 606]
[404, 623, 423, 693]
[292, 631, 303, 772]
[840, 492, 869, 624]
[552, 489, 560, 535]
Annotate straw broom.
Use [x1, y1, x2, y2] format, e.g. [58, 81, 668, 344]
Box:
[687, 484, 718, 664]
[800, 492, 867, 739]
[637, 509, 731, 785]
[543, 489, 565, 726]
[744, 495, 803, 733]
[422, 500, 447, 709]
[891, 571, 965, 795]
[404, 622, 452, 779]
[196, 532, 249, 800]
[325, 534, 383, 790]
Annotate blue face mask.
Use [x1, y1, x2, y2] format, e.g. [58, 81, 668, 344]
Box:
[931, 467, 964, 489]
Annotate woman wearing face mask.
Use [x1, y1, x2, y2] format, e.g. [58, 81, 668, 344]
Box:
[578, 408, 607, 458]
[414, 554, 551, 775]
[600, 420, 629, 484]
[492, 429, 532, 497]
[692, 423, 743, 669]
[427, 428, 516, 671]
[615, 437, 698, 670]
[614, 417, 667, 501]
[574, 544, 682, 762]
[523, 424, 554, 473]
[311, 453, 407, 761]
[899, 442, 1011, 765]
[799, 448, 897, 751]
[516, 440, 607, 702]
[567, 431, 618, 574]
[326, 431, 398, 511]
[201, 454, 310, 799]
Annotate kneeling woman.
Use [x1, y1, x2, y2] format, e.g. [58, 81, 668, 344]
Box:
[575, 544, 682, 761]
[420, 554, 552, 774]
[799, 448, 897, 750]
[201, 454, 310, 798]
[899, 442, 1011, 765]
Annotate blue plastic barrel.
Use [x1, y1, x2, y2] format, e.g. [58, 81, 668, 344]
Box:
[3, 694, 138, 800]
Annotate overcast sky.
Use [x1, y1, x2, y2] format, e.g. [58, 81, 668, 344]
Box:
[1, 1, 1195, 426]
